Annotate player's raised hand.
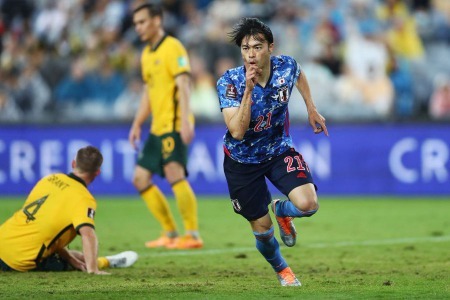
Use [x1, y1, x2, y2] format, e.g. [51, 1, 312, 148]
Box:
[308, 109, 328, 136]
[246, 65, 261, 90]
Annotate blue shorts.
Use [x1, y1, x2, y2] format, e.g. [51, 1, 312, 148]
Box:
[223, 148, 316, 221]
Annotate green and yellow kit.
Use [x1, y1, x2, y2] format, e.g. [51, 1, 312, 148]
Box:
[0, 173, 96, 271]
[140, 34, 194, 136]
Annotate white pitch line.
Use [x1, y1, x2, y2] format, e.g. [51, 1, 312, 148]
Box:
[140, 235, 450, 258]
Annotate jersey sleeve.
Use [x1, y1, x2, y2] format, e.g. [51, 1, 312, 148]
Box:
[168, 40, 191, 77]
[140, 45, 150, 82]
[71, 196, 97, 233]
[287, 55, 302, 83]
[217, 73, 241, 110]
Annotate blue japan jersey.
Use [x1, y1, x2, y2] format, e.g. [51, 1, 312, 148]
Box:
[217, 55, 302, 164]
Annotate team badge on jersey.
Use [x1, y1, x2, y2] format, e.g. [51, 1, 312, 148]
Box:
[226, 84, 238, 99]
[277, 77, 286, 85]
[278, 85, 289, 103]
[87, 208, 95, 219]
[177, 56, 187, 67]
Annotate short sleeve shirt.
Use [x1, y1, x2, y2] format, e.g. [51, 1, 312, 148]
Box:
[217, 55, 302, 164]
[0, 173, 97, 271]
[141, 35, 193, 135]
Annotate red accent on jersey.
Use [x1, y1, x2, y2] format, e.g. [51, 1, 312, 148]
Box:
[297, 172, 307, 178]
[223, 145, 231, 157]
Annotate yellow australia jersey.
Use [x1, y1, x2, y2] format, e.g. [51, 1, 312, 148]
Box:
[0, 173, 97, 271]
[141, 35, 194, 135]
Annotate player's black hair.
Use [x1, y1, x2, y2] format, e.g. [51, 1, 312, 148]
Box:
[76, 146, 103, 173]
[133, 2, 163, 18]
[228, 17, 273, 47]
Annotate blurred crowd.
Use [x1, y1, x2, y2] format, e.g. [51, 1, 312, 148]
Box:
[0, 0, 449, 124]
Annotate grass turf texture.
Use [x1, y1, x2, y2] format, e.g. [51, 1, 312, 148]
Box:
[0, 197, 449, 299]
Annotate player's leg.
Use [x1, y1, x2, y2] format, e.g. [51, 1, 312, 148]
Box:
[286, 183, 319, 216]
[133, 166, 179, 247]
[251, 215, 301, 287]
[68, 250, 138, 269]
[164, 161, 202, 249]
[34, 253, 72, 271]
[134, 134, 178, 248]
[267, 150, 319, 247]
[223, 154, 300, 286]
[162, 132, 202, 249]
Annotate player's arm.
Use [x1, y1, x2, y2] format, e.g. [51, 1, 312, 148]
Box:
[129, 85, 151, 149]
[222, 65, 260, 141]
[56, 247, 86, 272]
[295, 72, 329, 136]
[175, 73, 194, 145]
[79, 225, 110, 275]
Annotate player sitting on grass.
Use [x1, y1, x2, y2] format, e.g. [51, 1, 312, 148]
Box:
[0, 146, 138, 274]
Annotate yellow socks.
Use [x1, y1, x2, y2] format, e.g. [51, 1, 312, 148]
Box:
[141, 185, 177, 232]
[97, 257, 109, 269]
[172, 180, 198, 232]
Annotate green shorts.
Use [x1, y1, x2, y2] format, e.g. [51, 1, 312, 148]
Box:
[137, 132, 188, 178]
[0, 254, 71, 272]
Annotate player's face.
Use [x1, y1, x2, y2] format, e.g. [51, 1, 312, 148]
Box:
[133, 9, 160, 43]
[240, 34, 273, 70]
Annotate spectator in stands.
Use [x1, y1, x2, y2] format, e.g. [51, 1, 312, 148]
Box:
[387, 47, 415, 118]
[87, 56, 125, 108]
[54, 59, 93, 120]
[429, 74, 450, 120]
[190, 51, 221, 121]
[337, 19, 394, 119]
[376, 0, 425, 61]
[0, 0, 448, 124]
[113, 74, 142, 121]
[0, 86, 22, 122]
[33, 0, 67, 47]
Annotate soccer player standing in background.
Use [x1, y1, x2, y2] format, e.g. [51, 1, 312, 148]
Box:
[217, 18, 328, 286]
[129, 3, 202, 249]
[0, 146, 138, 273]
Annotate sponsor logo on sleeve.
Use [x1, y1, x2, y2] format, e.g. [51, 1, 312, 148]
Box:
[87, 208, 95, 219]
[226, 84, 238, 99]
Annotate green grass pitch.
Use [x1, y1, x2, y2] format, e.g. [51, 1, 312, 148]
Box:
[0, 196, 449, 299]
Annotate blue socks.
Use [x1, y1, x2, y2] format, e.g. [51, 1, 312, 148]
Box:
[275, 200, 318, 218]
[254, 227, 288, 272]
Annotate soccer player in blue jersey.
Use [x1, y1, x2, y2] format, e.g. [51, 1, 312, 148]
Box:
[217, 18, 328, 287]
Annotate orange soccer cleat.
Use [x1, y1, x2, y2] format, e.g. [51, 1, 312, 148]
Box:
[271, 199, 297, 247]
[145, 235, 177, 248]
[276, 267, 301, 286]
[165, 235, 203, 250]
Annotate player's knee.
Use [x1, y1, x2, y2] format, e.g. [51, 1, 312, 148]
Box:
[301, 193, 318, 212]
[301, 203, 319, 217]
[132, 174, 152, 190]
[253, 227, 274, 242]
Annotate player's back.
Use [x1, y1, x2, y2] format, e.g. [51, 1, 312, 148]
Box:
[0, 173, 96, 271]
